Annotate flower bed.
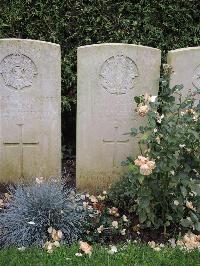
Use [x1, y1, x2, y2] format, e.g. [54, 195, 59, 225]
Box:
[0, 67, 199, 257]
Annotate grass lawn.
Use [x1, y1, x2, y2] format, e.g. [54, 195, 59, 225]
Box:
[0, 243, 200, 266]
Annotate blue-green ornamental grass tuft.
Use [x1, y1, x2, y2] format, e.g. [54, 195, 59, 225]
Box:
[0, 179, 87, 248]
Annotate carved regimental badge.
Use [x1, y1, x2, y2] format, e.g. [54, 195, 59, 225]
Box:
[0, 54, 37, 90]
[192, 65, 200, 89]
[100, 55, 139, 95]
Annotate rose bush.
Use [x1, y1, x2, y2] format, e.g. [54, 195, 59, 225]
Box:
[109, 65, 200, 234]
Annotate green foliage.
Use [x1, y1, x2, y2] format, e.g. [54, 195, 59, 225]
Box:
[109, 68, 200, 233]
[1, 244, 200, 266]
[1, 0, 199, 144]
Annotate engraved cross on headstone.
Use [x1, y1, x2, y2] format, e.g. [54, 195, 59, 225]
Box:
[103, 125, 129, 168]
[3, 124, 39, 177]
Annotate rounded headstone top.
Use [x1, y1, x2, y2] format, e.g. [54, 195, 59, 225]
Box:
[78, 43, 161, 52]
[0, 38, 60, 48]
[168, 46, 200, 54]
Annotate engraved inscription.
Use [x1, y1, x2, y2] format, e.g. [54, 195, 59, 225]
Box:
[0, 54, 37, 90]
[1, 96, 58, 119]
[100, 55, 139, 95]
[193, 65, 200, 89]
[103, 125, 129, 168]
[3, 124, 39, 177]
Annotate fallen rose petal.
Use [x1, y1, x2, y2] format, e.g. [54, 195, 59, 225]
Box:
[108, 245, 118, 255]
[57, 230, 63, 239]
[53, 241, 60, 247]
[27, 221, 35, 225]
[75, 253, 83, 257]
[79, 241, 92, 255]
[17, 246, 26, 251]
[48, 226, 53, 234]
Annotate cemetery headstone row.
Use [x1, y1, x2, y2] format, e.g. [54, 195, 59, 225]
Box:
[0, 39, 199, 191]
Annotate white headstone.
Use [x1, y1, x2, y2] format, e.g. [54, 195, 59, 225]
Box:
[77, 44, 161, 191]
[167, 47, 200, 98]
[0, 39, 61, 182]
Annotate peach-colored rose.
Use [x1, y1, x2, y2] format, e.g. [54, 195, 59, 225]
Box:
[140, 164, 152, 176]
[134, 158, 142, 166]
[134, 156, 148, 166]
[134, 156, 155, 175]
[146, 160, 156, 170]
[137, 104, 149, 117]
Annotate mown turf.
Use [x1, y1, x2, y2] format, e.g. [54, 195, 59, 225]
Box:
[0, 243, 200, 266]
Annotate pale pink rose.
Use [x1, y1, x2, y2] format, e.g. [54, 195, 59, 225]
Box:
[138, 156, 149, 163]
[140, 164, 152, 176]
[134, 156, 148, 166]
[146, 160, 156, 170]
[134, 156, 155, 175]
[134, 158, 142, 166]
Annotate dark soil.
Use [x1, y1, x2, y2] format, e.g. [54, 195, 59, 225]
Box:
[62, 157, 76, 188]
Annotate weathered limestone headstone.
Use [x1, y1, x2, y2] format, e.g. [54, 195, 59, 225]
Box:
[0, 39, 61, 182]
[167, 47, 200, 98]
[77, 44, 161, 191]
